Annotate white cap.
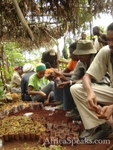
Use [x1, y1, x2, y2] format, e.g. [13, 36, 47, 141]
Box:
[49, 49, 55, 56]
[23, 63, 34, 73]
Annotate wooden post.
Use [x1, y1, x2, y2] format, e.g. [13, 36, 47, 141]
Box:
[0, 45, 4, 84]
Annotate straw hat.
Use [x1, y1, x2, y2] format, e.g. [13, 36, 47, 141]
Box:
[73, 40, 97, 55]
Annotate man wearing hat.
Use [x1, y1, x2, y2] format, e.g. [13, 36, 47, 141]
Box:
[70, 23, 113, 142]
[54, 40, 109, 116]
[21, 63, 35, 101]
[41, 49, 58, 68]
[10, 66, 23, 93]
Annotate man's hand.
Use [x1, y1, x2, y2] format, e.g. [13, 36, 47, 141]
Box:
[44, 99, 49, 105]
[97, 105, 113, 120]
[57, 82, 68, 88]
[45, 72, 55, 81]
[86, 91, 99, 113]
[54, 70, 63, 78]
[39, 91, 47, 99]
[45, 71, 63, 81]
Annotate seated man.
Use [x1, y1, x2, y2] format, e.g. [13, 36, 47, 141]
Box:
[54, 40, 110, 117]
[28, 63, 54, 105]
[70, 22, 113, 142]
[51, 42, 79, 105]
[44, 42, 78, 106]
[10, 66, 23, 93]
[21, 63, 35, 101]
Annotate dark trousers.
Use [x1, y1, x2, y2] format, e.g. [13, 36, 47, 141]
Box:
[32, 81, 54, 102]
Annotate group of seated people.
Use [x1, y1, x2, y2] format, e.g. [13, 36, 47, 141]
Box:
[9, 22, 113, 142]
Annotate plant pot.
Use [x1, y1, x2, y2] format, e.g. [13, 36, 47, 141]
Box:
[46, 122, 53, 129]
[19, 132, 24, 140]
[19, 104, 25, 110]
[30, 131, 36, 140]
[53, 123, 58, 129]
[55, 132, 60, 138]
[59, 135, 66, 146]
[12, 106, 18, 113]
[35, 133, 40, 140]
[50, 136, 59, 145]
[73, 132, 79, 140]
[50, 130, 55, 137]
[43, 135, 50, 147]
[14, 133, 19, 140]
[3, 133, 9, 142]
[8, 132, 15, 140]
[71, 125, 79, 132]
[38, 132, 49, 145]
[33, 103, 39, 110]
[29, 103, 34, 110]
[68, 122, 73, 127]
[59, 130, 64, 136]
[64, 127, 70, 133]
[66, 135, 73, 143]
[38, 134, 44, 145]
[39, 102, 44, 109]
[24, 133, 30, 140]
[45, 128, 51, 134]
[62, 120, 67, 127]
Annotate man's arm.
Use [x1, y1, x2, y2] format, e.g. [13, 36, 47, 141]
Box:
[97, 105, 113, 120]
[57, 59, 69, 64]
[82, 73, 92, 94]
[82, 73, 99, 113]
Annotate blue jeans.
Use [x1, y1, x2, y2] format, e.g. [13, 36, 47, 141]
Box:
[32, 81, 54, 102]
[54, 80, 75, 110]
[54, 81, 63, 102]
[63, 84, 75, 110]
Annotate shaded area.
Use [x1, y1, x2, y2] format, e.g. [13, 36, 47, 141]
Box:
[0, 0, 113, 49]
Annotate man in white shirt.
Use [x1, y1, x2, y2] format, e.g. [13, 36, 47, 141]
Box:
[70, 23, 113, 142]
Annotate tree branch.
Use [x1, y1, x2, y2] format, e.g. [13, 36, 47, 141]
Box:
[12, 0, 38, 47]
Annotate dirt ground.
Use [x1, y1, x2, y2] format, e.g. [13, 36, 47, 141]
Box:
[1, 104, 113, 150]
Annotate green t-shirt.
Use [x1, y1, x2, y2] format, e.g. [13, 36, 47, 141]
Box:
[28, 73, 49, 91]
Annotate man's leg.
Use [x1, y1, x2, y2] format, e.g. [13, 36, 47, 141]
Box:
[11, 87, 21, 93]
[32, 81, 54, 102]
[63, 84, 75, 110]
[54, 80, 63, 103]
[70, 83, 113, 129]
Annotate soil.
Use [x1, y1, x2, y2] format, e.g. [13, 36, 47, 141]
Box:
[1, 103, 113, 150]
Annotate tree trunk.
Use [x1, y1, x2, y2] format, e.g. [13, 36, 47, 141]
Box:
[12, 0, 38, 47]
